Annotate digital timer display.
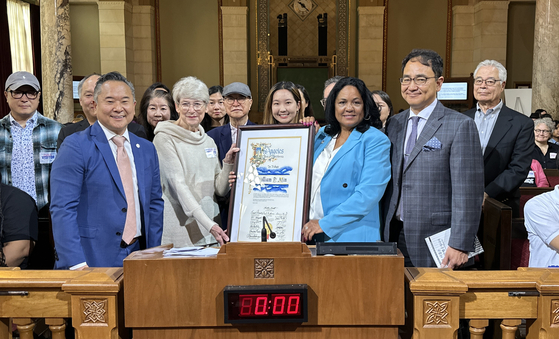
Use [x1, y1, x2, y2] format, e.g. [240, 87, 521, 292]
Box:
[223, 284, 308, 324]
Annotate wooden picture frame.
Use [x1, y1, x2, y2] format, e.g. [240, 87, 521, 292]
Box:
[228, 124, 315, 242]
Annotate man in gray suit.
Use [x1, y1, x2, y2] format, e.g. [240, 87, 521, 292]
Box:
[383, 49, 484, 268]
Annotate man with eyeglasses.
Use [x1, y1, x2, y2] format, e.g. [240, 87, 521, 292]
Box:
[207, 82, 256, 229]
[320, 76, 344, 109]
[1, 71, 62, 268]
[464, 60, 533, 220]
[383, 49, 484, 269]
[57, 73, 146, 149]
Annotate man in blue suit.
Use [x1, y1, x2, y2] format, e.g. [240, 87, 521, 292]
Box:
[207, 82, 255, 229]
[383, 49, 484, 269]
[50, 72, 163, 269]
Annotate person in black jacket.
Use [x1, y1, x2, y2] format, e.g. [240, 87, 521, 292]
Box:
[57, 73, 147, 149]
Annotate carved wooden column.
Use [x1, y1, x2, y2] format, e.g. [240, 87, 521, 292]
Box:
[62, 268, 124, 339]
[501, 319, 521, 339]
[408, 269, 468, 339]
[469, 319, 488, 339]
[532, 270, 559, 338]
[46, 318, 66, 339]
[13, 318, 34, 339]
[40, 0, 73, 123]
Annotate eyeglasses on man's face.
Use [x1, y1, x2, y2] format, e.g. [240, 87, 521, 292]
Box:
[7, 90, 39, 100]
[224, 96, 248, 105]
[535, 129, 551, 135]
[474, 78, 502, 86]
[399, 77, 436, 86]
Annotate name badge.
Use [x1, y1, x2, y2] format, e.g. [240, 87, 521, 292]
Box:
[205, 148, 217, 158]
[550, 152, 557, 159]
[40, 151, 57, 164]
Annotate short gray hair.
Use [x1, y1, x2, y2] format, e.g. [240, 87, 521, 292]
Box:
[534, 118, 555, 133]
[172, 76, 209, 104]
[324, 76, 344, 91]
[93, 72, 135, 102]
[78, 73, 100, 97]
[474, 60, 507, 83]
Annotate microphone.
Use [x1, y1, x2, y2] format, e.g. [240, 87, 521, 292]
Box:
[263, 216, 276, 239]
[261, 219, 268, 242]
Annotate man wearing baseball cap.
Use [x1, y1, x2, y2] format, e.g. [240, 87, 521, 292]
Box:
[1, 71, 62, 268]
[207, 82, 256, 229]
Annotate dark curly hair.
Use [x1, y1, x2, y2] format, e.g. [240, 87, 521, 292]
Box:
[324, 77, 381, 136]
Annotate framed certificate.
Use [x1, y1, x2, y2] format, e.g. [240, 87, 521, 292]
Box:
[228, 124, 315, 242]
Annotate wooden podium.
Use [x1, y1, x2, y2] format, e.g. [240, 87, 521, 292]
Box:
[123, 242, 404, 339]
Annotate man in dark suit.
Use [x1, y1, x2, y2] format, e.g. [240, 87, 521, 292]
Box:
[383, 49, 484, 268]
[464, 60, 534, 217]
[50, 72, 163, 269]
[207, 82, 256, 163]
[57, 73, 146, 149]
[207, 82, 255, 229]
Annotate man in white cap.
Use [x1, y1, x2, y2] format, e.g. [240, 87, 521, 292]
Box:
[1, 71, 62, 268]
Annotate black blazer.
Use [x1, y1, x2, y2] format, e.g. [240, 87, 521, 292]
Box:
[464, 105, 534, 202]
[57, 119, 147, 149]
[207, 120, 256, 164]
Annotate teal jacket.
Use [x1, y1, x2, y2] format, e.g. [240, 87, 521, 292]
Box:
[314, 126, 391, 242]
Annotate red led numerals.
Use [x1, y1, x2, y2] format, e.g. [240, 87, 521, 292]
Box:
[237, 294, 301, 317]
[254, 297, 268, 315]
[239, 296, 253, 316]
[287, 295, 300, 314]
[272, 296, 285, 314]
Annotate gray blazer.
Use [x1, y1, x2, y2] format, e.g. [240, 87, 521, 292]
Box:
[383, 101, 485, 267]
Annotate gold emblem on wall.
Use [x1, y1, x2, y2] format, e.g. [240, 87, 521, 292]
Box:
[289, 0, 317, 21]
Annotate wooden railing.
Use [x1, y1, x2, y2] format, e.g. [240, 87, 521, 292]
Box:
[405, 268, 559, 338]
[0, 267, 124, 339]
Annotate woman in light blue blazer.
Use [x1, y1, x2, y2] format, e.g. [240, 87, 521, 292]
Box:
[302, 77, 391, 242]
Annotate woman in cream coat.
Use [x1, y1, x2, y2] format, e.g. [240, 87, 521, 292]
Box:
[153, 76, 237, 247]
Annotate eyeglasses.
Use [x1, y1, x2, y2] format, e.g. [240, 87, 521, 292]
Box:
[179, 101, 205, 111]
[7, 90, 39, 100]
[224, 97, 248, 105]
[474, 78, 502, 86]
[399, 77, 436, 86]
[535, 129, 551, 134]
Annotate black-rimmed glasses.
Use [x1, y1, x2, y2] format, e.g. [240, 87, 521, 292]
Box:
[7, 90, 39, 100]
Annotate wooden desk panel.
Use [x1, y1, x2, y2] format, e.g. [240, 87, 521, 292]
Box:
[134, 326, 398, 339]
[124, 243, 404, 329]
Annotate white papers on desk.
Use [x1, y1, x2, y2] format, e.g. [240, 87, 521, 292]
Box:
[425, 228, 484, 268]
[163, 246, 220, 258]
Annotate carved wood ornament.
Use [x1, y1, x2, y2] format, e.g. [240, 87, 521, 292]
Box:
[254, 258, 274, 278]
[424, 301, 450, 326]
[82, 299, 108, 323]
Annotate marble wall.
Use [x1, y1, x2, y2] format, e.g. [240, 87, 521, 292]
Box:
[451, 1, 509, 78]
[222, 6, 249, 85]
[73, 0, 156, 112]
[357, 6, 384, 91]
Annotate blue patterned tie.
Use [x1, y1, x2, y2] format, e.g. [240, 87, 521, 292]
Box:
[404, 116, 421, 166]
